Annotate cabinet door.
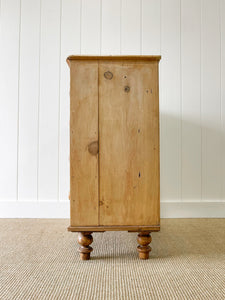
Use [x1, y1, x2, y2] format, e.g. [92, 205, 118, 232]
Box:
[70, 61, 99, 226]
[99, 61, 160, 226]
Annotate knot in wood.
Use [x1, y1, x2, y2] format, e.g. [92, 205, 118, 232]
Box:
[104, 71, 113, 80]
[88, 141, 99, 155]
[124, 86, 130, 93]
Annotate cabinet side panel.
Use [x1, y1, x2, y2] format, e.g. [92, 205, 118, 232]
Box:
[99, 61, 160, 226]
[70, 61, 98, 226]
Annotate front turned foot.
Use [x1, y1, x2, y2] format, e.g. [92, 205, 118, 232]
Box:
[137, 232, 152, 259]
[77, 232, 93, 260]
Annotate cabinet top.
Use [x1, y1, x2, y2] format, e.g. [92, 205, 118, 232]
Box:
[67, 55, 161, 66]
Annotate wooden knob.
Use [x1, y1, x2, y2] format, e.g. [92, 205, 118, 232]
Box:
[88, 141, 99, 155]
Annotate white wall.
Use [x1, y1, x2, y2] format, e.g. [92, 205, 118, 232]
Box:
[0, 0, 224, 218]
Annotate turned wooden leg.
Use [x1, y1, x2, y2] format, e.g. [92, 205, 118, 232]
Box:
[77, 232, 93, 260]
[137, 232, 152, 259]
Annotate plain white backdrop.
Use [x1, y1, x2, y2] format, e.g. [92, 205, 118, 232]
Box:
[0, 0, 224, 218]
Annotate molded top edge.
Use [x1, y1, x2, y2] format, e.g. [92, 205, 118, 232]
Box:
[66, 55, 161, 66]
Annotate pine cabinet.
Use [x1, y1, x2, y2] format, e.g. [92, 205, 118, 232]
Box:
[67, 56, 161, 260]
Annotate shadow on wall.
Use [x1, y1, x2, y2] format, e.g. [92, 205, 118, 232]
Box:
[159, 113, 225, 202]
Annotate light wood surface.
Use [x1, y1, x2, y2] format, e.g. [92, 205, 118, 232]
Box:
[68, 225, 160, 232]
[67, 55, 161, 64]
[70, 61, 99, 226]
[99, 61, 160, 226]
[68, 56, 160, 259]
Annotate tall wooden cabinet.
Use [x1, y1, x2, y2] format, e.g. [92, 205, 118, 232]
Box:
[67, 56, 161, 260]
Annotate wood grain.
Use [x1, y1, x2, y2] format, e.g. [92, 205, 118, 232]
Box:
[68, 225, 160, 232]
[99, 61, 160, 226]
[77, 232, 93, 260]
[137, 232, 152, 259]
[67, 55, 161, 64]
[70, 61, 99, 226]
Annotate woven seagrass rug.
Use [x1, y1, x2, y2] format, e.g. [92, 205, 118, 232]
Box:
[0, 219, 224, 299]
